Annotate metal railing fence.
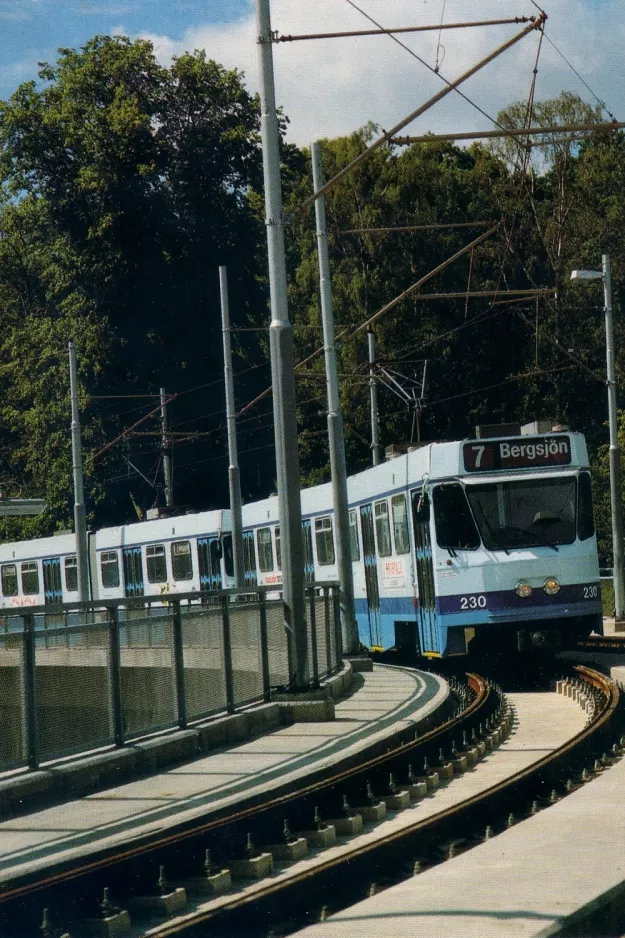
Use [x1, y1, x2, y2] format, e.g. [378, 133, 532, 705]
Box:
[0, 583, 341, 773]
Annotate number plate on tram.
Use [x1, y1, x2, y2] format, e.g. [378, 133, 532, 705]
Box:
[463, 436, 572, 472]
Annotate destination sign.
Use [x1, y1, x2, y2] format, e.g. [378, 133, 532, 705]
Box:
[463, 436, 572, 472]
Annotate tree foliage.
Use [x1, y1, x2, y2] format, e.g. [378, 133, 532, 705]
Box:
[0, 46, 623, 570]
[0, 36, 269, 531]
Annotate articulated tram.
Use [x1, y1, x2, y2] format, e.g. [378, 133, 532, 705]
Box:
[0, 429, 601, 656]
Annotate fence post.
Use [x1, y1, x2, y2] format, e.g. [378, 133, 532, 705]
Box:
[332, 585, 343, 668]
[172, 600, 187, 729]
[259, 591, 271, 702]
[108, 606, 125, 747]
[22, 614, 39, 770]
[308, 587, 320, 687]
[324, 587, 333, 676]
[222, 595, 235, 713]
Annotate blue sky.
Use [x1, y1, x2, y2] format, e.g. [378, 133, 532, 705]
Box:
[0, 1, 251, 89]
[0, 1, 622, 146]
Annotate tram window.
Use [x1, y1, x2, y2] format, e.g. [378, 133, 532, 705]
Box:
[64, 555, 78, 592]
[244, 534, 257, 573]
[391, 495, 410, 555]
[434, 484, 480, 551]
[257, 527, 274, 572]
[275, 527, 281, 570]
[315, 516, 335, 565]
[21, 561, 39, 595]
[222, 535, 234, 578]
[578, 473, 595, 541]
[412, 488, 430, 523]
[466, 478, 577, 551]
[146, 544, 167, 583]
[349, 510, 360, 561]
[374, 500, 392, 557]
[1, 564, 17, 596]
[101, 551, 120, 588]
[171, 540, 193, 581]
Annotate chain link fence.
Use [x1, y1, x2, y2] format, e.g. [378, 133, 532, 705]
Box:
[0, 583, 341, 773]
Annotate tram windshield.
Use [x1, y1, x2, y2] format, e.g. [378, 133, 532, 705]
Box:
[464, 476, 578, 551]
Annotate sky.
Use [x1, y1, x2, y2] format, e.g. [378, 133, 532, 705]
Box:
[0, 0, 622, 146]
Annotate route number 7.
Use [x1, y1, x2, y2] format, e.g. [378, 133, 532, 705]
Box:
[472, 445, 485, 468]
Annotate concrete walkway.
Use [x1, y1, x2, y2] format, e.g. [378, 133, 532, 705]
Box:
[293, 689, 592, 938]
[0, 664, 447, 886]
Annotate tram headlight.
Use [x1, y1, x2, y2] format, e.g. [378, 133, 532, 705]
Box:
[515, 580, 532, 598]
[543, 577, 560, 596]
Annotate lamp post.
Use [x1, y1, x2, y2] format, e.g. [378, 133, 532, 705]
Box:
[571, 255, 624, 619]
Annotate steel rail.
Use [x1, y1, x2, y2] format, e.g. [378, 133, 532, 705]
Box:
[0, 673, 490, 911]
[134, 667, 622, 938]
[577, 634, 625, 652]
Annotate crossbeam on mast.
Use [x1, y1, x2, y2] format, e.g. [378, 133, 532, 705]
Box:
[338, 221, 495, 235]
[296, 13, 546, 214]
[403, 288, 557, 301]
[392, 120, 625, 146]
[274, 17, 534, 42]
[236, 224, 501, 418]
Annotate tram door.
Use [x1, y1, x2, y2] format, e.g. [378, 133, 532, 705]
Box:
[411, 488, 438, 654]
[243, 531, 258, 588]
[43, 558, 62, 604]
[359, 503, 382, 648]
[197, 536, 223, 591]
[302, 520, 315, 584]
[122, 547, 144, 598]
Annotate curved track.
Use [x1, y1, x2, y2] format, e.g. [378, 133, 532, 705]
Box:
[0, 670, 491, 937]
[5, 666, 622, 938]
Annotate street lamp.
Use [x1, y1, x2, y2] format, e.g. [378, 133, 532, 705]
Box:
[570, 255, 625, 620]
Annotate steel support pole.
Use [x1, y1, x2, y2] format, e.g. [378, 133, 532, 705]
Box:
[69, 341, 90, 602]
[311, 142, 358, 654]
[219, 267, 245, 589]
[256, 0, 308, 689]
[603, 255, 625, 618]
[159, 388, 173, 508]
[367, 329, 383, 466]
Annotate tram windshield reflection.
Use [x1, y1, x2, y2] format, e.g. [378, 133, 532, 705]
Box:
[463, 477, 579, 551]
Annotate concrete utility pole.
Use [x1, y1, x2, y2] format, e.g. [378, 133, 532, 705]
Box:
[256, 0, 308, 687]
[159, 388, 173, 508]
[219, 266, 245, 590]
[311, 142, 358, 654]
[602, 255, 625, 618]
[368, 329, 383, 466]
[571, 255, 625, 619]
[68, 341, 90, 602]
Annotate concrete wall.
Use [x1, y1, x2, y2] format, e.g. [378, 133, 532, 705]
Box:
[0, 647, 270, 767]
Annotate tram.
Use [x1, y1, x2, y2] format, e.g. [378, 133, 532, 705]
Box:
[0, 427, 601, 656]
[242, 429, 602, 655]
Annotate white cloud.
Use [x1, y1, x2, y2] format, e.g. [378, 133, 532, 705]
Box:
[125, 1, 624, 147]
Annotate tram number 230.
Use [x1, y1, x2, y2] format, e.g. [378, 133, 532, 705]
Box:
[459, 595, 487, 610]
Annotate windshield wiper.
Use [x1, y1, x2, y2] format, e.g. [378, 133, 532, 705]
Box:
[503, 525, 559, 552]
[472, 503, 509, 555]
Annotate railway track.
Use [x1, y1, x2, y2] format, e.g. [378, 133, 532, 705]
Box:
[577, 633, 625, 652]
[2, 666, 621, 938]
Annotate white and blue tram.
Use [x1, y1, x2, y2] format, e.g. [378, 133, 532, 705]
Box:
[0, 429, 602, 655]
[241, 430, 601, 655]
[0, 510, 234, 609]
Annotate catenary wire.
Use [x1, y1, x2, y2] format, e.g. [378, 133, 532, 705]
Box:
[529, 0, 617, 120]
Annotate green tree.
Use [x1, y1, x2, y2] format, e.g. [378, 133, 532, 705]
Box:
[0, 36, 270, 531]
